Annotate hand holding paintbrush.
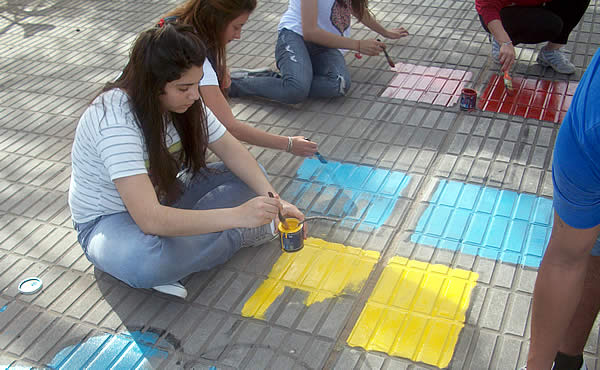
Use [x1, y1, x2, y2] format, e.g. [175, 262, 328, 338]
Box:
[376, 38, 395, 68]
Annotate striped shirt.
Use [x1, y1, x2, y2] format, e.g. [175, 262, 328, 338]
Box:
[68, 89, 226, 223]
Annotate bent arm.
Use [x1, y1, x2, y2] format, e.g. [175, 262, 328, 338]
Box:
[201, 85, 289, 151]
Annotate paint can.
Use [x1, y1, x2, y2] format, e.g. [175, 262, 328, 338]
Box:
[278, 218, 304, 253]
[459, 88, 477, 111]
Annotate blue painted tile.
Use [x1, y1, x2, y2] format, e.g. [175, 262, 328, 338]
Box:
[48, 331, 167, 369]
[411, 180, 553, 268]
[294, 159, 411, 228]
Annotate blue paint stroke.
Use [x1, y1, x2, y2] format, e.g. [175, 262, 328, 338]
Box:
[0, 304, 7, 312]
[48, 331, 168, 369]
[287, 158, 411, 228]
[411, 180, 553, 268]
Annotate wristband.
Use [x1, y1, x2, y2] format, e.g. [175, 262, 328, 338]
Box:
[502, 40, 513, 46]
[287, 136, 293, 152]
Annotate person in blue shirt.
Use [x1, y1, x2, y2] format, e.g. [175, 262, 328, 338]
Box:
[526, 48, 600, 370]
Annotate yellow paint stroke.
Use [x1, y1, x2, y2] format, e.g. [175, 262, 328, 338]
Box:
[241, 237, 380, 319]
[347, 256, 478, 368]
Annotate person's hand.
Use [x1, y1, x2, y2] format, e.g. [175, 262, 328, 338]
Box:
[236, 196, 280, 228]
[383, 27, 409, 39]
[358, 39, 386, 56]
[499, 42, 515, 72]
[280, 199, 307, 239]
[291, 136, 318, 157]
[223, 68, 232, 89]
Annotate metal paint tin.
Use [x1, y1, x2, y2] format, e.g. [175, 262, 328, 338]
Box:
[278, 218, 304, 253]
[459, 88, 477, 111]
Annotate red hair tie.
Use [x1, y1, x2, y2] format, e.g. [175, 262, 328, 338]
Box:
[157, 18, 165, 28]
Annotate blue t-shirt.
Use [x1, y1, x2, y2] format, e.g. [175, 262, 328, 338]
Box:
[552, 48, 600, 228]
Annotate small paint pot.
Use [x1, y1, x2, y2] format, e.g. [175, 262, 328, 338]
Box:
[459, 88, 477, 111]
[278, 218, 304, 253]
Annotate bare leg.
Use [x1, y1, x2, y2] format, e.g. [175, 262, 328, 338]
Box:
[527, 212, 600, 370]
[558, 255, 600, 355]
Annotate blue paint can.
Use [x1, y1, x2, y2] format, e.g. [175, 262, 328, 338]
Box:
[278, 218, 304, 253]
[459, 88, 477, 111]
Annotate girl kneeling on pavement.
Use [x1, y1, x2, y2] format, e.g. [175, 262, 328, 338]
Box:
[163, 0, 319, 157]
[68, 23, 304, 299]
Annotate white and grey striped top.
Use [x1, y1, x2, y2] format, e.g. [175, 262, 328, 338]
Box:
[68, 88, 226, 223]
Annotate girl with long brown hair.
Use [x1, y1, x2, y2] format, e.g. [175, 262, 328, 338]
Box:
[164, 0, 318, 157]
[228, 0, 409, 104]
[68, 22, 304, 299]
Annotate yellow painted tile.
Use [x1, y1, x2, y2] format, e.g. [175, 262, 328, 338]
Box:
[348, 256, 478, 368]
[241, 237, 380, 319]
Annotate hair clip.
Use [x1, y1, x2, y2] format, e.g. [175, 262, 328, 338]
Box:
[157, 18, 165, 28]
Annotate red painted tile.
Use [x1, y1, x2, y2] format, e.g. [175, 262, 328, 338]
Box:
[489, 83, 505, 102]
[517, 89, 534, 106]
[541, 110, 558, 122]
[484, 100, 501, 111]
[499, 100, 514, 114]
[531, 91, 547, 108]
[521, 78, 538, 91]
[546, 93, 563, 113]
[526, 107, 543, 120]
[558, 111, 567, 122]
[536, 79, 552, 92]
[551, 81, 568, 95]
[514, 105, 528, 117]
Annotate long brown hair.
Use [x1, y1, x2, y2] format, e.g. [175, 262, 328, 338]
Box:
[99, 23, 209, 203]
[337, 0, 370, 21]
[165, 0, 257, 95]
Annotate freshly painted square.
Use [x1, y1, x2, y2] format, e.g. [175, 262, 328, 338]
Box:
[411, 180, 553, 267]
[347, 256, 478, 368]
[241, 237, 380, 319]
[381, 63, 473, 107]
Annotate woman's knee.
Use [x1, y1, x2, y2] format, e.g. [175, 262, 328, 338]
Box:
[280, 78, 311, 104]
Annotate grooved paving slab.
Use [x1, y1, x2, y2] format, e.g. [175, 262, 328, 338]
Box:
[347, 256, 478, 368]
[411, 180, 553, 268]
[478, 74, 577, 123]
[241, 237, 379, 319]
[289, 158, 411, 228]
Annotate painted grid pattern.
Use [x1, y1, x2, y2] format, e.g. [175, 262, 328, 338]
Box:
[411, 180, 553, 268]
[381, 63, 473, 107]
[347, 256, 478, 368]
[241, 237, 379, 319]
[290, 158, 411, 228]
[478, 74, 578, 123]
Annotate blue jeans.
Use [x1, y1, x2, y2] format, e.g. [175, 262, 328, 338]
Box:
[229, 28, 351, 104]
[73, 163, 264, 288]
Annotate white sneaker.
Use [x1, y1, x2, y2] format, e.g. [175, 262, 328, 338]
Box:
[230, 66, 279, 79]
[240, 220, 278, 248]
[152, 282, 187, 299]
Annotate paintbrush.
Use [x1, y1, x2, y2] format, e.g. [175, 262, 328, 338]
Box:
[304, 137, 328, 163]
[503, 71, 515, 96]
[376, 38, 395, 68]
[268, 192, 289, 229]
